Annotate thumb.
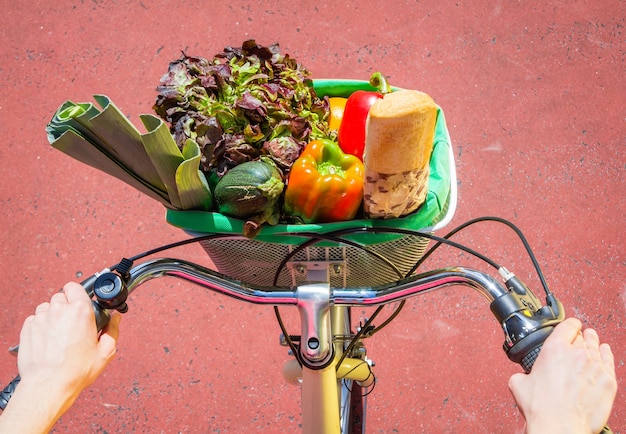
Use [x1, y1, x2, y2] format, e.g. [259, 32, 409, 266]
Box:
[508, 372, 526, 396]
[508, 372, 529, 418]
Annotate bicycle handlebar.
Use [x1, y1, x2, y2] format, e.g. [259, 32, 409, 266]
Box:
[0, 257, 564, 411]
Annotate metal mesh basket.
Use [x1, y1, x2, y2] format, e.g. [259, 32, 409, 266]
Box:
[197, 188, 454, 288]
[199, 232, 432, 288]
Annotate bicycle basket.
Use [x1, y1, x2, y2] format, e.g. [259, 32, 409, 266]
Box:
[165, 79, 457, 288]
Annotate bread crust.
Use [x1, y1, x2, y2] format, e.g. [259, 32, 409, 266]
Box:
[363, 89, 437, 218]
[364, 90, 437, 173]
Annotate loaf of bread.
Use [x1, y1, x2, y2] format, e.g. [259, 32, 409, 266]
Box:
[363, 89, 437, 219]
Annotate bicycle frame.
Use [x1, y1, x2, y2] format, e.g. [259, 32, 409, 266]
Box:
[294, 306, 367, 433]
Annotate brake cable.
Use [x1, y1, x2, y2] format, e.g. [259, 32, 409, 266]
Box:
[270, 232, 407, 368]
[270, 220, 549, 370]
[407, 216, 552, 296]
[270, 226, 504, 369]
[108, 233, 233, 273]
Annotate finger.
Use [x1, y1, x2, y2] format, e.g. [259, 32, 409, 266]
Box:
[34, 301, 50, 314]
[599, 343, 615, 374]
[19, 314, 37, 344]
[507, 372, 525, 393]
[508, 373, 527, 396]
[582, 327, 600, 349]
[97, 312, 121, 360]
[549, 317, 583, 345]
[62, 281, 91, 305]
[49, 291, 69, 304]
[507, 373, 528, 417]
[572, 333, 587, 349]
[102, 312, 122, 341]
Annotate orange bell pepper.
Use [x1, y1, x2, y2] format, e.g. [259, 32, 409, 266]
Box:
[328, 97, 347, 131]
[284, 139, 364, 223]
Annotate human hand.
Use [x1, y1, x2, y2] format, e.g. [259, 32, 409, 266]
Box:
[508, 317, 617, 434]
[17, 281, 121, 395]
[0, 282, 121, 433]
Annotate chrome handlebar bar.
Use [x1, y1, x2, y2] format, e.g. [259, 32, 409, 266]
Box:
[114, 258, 564, 371]
[120, 258, 510, 304]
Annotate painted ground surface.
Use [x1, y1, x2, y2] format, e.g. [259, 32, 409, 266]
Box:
[0, 1, 623, 432]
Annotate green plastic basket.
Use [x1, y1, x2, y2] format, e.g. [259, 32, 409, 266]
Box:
[165, 79, 457, 288]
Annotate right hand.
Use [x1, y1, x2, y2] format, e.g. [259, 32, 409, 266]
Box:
[508, 317, 617, 434]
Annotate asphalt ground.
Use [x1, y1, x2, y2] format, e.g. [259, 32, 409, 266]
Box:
[0, 1, 624, 432]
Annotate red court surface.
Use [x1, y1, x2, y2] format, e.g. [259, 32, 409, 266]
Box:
[0, 1, 624, 432]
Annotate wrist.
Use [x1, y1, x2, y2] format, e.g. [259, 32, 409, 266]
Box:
[526, 416, 590, 434]
[20, 374, 82, 407]
[0, 377, 81, 433]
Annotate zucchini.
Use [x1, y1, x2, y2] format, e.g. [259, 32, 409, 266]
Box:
[214, 158, 284, 236]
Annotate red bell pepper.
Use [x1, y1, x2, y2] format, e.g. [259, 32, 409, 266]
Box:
[337, 72, 391, 161]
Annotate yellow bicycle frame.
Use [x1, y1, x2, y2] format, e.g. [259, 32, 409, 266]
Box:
[282, 306, 373, 434]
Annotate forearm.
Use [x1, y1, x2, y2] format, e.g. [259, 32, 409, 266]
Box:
[0, 379, 79, 433]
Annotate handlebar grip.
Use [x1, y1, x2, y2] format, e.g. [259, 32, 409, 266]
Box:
[93, 300, 112, 331]
[519, 344, 542, 373]
[0, 375, 20, 411]
[506, 326, 554, 373]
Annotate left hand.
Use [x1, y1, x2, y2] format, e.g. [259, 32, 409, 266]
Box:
[17, 282, 121, 397]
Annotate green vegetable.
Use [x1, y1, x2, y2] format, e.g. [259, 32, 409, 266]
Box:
[214, 157, 284, 237]
[153, 40, 331, 176]
[46, 96, 171, 206]
[46, 97, 212, 211]
[175, 139, 213, 211]
[139, 113, 212, 211]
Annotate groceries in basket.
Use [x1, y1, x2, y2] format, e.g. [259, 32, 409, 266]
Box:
[46, 39, 452, 238]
